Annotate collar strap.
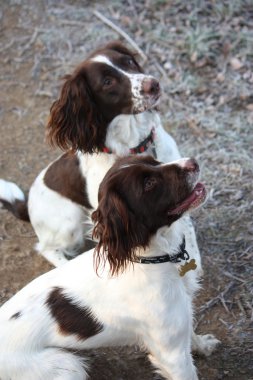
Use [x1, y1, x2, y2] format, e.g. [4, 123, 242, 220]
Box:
[132, 236, 189, 264]
[102, 128, 155, 154]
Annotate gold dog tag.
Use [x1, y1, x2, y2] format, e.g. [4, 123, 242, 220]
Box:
[179, 259, 197, 277]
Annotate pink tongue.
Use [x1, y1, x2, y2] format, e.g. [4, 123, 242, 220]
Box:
[168, 183, 205, 215]
[194, 182, 204, 192]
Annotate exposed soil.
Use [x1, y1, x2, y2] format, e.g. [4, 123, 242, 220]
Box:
[0, 1, 252, 379]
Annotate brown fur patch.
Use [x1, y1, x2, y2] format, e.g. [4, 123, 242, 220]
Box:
[46, 287, 103, 340]
[44, 152, 92, 208]
[0, 199, 29, 222]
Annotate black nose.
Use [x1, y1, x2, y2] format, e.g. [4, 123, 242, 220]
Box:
[150, 79, 160, 95]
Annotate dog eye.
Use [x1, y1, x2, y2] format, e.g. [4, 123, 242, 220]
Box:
[127, 58, 135, 66]
[144, 177, 158, 192]
[103, 77, 112, 87]
[125, 57, 137, 67]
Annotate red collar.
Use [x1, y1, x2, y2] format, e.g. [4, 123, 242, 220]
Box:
[102, 128, 155, 154]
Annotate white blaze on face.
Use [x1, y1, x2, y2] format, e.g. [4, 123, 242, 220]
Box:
[161, 158, 192, 168]
[91, 55, 158, 113]
[161, 158, 200, 188]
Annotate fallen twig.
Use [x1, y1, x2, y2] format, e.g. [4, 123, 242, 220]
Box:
[35, 90, 53, 98]
[219, 295, 230, 313]
[153, 59, 170, 84]
[199, 281, 234, 314]
[19, 28, 39, 57]
[223, 271, 246, 284]
[236, 298, 247, 316]
[93, 10, 147, 63]
[0, 39, 15, 53]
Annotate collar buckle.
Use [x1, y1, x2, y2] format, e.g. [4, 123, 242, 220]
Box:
[177, 237, 189, 261]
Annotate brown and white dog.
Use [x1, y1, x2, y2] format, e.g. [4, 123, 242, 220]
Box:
[0, 41, 181, 266]
[0, 156, 220, 380]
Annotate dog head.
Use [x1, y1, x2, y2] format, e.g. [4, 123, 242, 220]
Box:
[92, 155, 206, 275]
[47, 41, 160, 153]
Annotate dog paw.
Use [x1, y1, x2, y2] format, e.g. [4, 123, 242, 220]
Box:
[192, 333, 220, 356]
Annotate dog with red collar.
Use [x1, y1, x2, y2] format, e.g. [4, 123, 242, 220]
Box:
[0, 41, 182, 266]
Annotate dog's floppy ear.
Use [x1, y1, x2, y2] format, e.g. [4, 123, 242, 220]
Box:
[105, 41, 135, 56]
[92, 190, 149, 276]
[46, 73, 105, 153]
[105, 41, 143, 73]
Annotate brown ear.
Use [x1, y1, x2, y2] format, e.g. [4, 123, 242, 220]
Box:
[46, 73, 106, 153]
[105, 41, 143, 73]
[105, 41, 135, 56]
[92, 191, 149, 276]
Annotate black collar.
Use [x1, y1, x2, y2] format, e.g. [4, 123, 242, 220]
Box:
[132, 236, 189, 264]
[102, 128, 155, 155]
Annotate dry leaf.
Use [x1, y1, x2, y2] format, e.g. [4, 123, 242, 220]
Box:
[218, 96, 226, 106]
[230, 57, 243, 70]
[164, 61, 172, 70]
[190, 52, 197, 63]
[121, 16, 131, 26]
[217, 73, 225, 82]
[246, 104, 253, 111]
[222, 41, 231, 56]
[187, 119, 203, 136]
[194, 57, 208, 68]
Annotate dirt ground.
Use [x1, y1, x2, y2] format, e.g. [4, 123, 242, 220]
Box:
[0, 1, 252, 379]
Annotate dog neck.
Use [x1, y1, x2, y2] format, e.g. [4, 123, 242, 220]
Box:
[136, 220, 186, 259]
[132, 235, 189, 264]
[104, 110, 160, 156]
[102, 127, 155, 156]
[132, 220, 198, 277]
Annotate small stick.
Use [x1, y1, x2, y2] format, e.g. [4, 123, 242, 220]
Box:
[2, 222, 11, 239]
[194, 313, 205, 329]
[223, 271, 246, 284]
[19, 28, 39, 57]
[219, 295, 230, 313]
[153, 59, 170, 84]
[93, 10, 147, 63]
[199, 281, 234, 314]
[218, 318, 230, 328]
[0, 39, 15, 53]
[236, 298, 246, 315]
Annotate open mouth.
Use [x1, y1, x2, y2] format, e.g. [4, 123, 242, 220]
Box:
[149, 91, 161, 105]
[132, 89, 162, 113]
[141, 93, 161, 112]
[168, 182, 206, 216]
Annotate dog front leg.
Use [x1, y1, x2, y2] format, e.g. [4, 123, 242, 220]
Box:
[147, 341, 198, 380]
[192, 331, 220, 356]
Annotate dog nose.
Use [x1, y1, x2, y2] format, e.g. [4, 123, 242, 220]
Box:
[176, 158, 199, 172]
[184, 158, 199, 172]
[142, 78, 160, 95]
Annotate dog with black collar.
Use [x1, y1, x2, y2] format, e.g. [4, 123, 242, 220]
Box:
[0, 155, 220, 380]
